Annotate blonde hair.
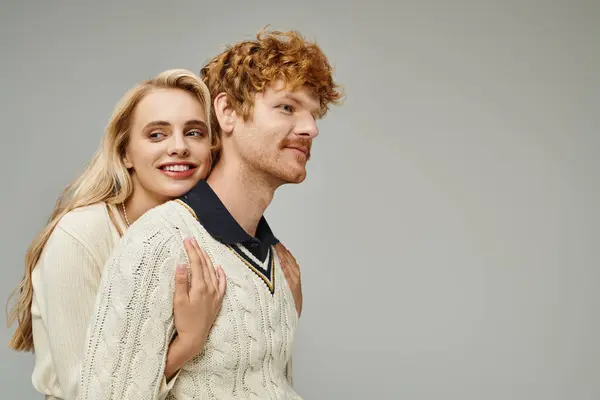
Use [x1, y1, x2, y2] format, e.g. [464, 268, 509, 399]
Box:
[6, 69, 216, 352]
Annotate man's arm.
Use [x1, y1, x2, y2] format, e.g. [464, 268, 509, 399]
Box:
[78, 218, 183, 400]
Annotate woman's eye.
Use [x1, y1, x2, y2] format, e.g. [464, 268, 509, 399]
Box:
[186, 129, 205, 137]
[149, 131, 165, 139]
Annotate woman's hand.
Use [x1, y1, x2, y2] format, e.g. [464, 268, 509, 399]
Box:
[165, 237, 226, 379]
[275, 242, 302, 317]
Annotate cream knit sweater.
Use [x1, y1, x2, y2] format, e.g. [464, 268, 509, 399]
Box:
[30, 202, 176, 400]
[78, 200, 300, 400]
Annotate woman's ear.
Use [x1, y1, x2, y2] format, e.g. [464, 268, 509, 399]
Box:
[122, 151, 133, 169]
[213, 92, 236, 135]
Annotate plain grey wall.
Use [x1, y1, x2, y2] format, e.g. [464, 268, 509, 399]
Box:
[1, 0, 598, 399]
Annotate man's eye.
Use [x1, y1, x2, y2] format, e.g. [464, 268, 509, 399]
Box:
[280, 104, 294, 113]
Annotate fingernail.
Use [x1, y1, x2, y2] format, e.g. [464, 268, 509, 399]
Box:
[176, 265, 186, 273]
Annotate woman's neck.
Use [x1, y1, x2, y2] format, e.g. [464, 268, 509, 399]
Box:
[123, 182, 168, 226]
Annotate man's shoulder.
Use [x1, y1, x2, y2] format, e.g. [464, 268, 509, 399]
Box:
[107, 200, 200, 268]
[121, 200, 197, 243]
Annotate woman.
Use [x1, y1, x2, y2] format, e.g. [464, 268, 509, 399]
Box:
[6, 69, 301, 400]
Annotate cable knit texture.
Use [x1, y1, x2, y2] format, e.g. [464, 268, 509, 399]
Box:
[79, 200, 300, 400]
[30, 202, 175, 400]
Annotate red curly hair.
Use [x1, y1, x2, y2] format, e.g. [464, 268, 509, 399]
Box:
[200, 26, 343, 134]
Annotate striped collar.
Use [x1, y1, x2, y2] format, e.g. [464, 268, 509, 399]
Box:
[178, 179, 278, 261]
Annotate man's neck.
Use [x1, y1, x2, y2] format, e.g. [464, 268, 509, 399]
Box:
[206, 159, 277, 237]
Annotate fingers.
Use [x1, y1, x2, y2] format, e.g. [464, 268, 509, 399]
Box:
[277, 244, 300, 280]
[281, 244, 297, 265]
[185, 238, 205, 284]
[275, 243, 290, 261]
[288, 256, 301, 279]
[276, 244, 290, 268]
[174, 264, 189, 306]
[277, 246, 294, 282]
[280, 256, 292, 281]
[191, 238, 218, 291]
[186, 237, 223, 295]
[216, 266, 227, 296]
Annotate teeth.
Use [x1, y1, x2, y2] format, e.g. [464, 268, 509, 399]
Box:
[163, 165, 191, 172]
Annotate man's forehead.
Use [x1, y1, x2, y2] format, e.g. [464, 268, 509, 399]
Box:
[264, 81, 320, 110]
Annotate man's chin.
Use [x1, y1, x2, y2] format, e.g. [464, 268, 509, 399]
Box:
[281, 170, 307, 185]
[263, 163, 307, 186]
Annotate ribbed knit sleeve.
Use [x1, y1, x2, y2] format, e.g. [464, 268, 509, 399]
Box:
[78, 210, 184, 400]
[35, 225, 102, 400]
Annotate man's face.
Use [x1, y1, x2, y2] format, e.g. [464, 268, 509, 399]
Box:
[232, 80, 320, 185]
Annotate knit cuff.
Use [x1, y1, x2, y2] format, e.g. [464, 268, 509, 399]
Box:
[158, 369, 181, 400]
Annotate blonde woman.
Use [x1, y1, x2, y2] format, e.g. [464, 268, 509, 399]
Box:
[5, 69, 302, 400]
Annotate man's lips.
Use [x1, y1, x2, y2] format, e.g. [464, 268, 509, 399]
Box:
[285, 145, 309, 157]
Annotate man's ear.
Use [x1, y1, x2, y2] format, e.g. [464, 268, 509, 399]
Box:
[214, 92, 236, 135]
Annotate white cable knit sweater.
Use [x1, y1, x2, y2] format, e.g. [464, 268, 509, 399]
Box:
[78, 200, 301, 400]
[30, 202, 176, 400]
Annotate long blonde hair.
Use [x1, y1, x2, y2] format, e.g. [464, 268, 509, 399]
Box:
[6, 69, 217, 352]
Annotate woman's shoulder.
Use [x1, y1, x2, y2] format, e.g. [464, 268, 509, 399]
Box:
[57, 202, 112, 232]
[38, 202, 118, 270]
[54, 202, 119, 247]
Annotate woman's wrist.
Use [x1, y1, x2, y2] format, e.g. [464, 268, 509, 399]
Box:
[165, 335, 200, 380]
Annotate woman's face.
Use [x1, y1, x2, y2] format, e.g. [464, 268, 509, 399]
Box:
[123, 88, 211, 205]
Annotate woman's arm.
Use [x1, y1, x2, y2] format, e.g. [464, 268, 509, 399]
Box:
[38, 225, 102, 399]
[164, 238, 226, 380]
[78, 217, 225, 400]
[274, 242, 302, 387]
[35, 221, 205, 399]
[275, 242, 303, 317]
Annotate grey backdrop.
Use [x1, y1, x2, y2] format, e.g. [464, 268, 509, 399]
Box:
[1, 1, 599, 399]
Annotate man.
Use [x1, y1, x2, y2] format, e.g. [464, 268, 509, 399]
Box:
[78, 27, 342, 399]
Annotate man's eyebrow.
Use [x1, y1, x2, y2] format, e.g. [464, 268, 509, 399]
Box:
[281, 93, 320, 116]
[281, 93, 302, 105]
